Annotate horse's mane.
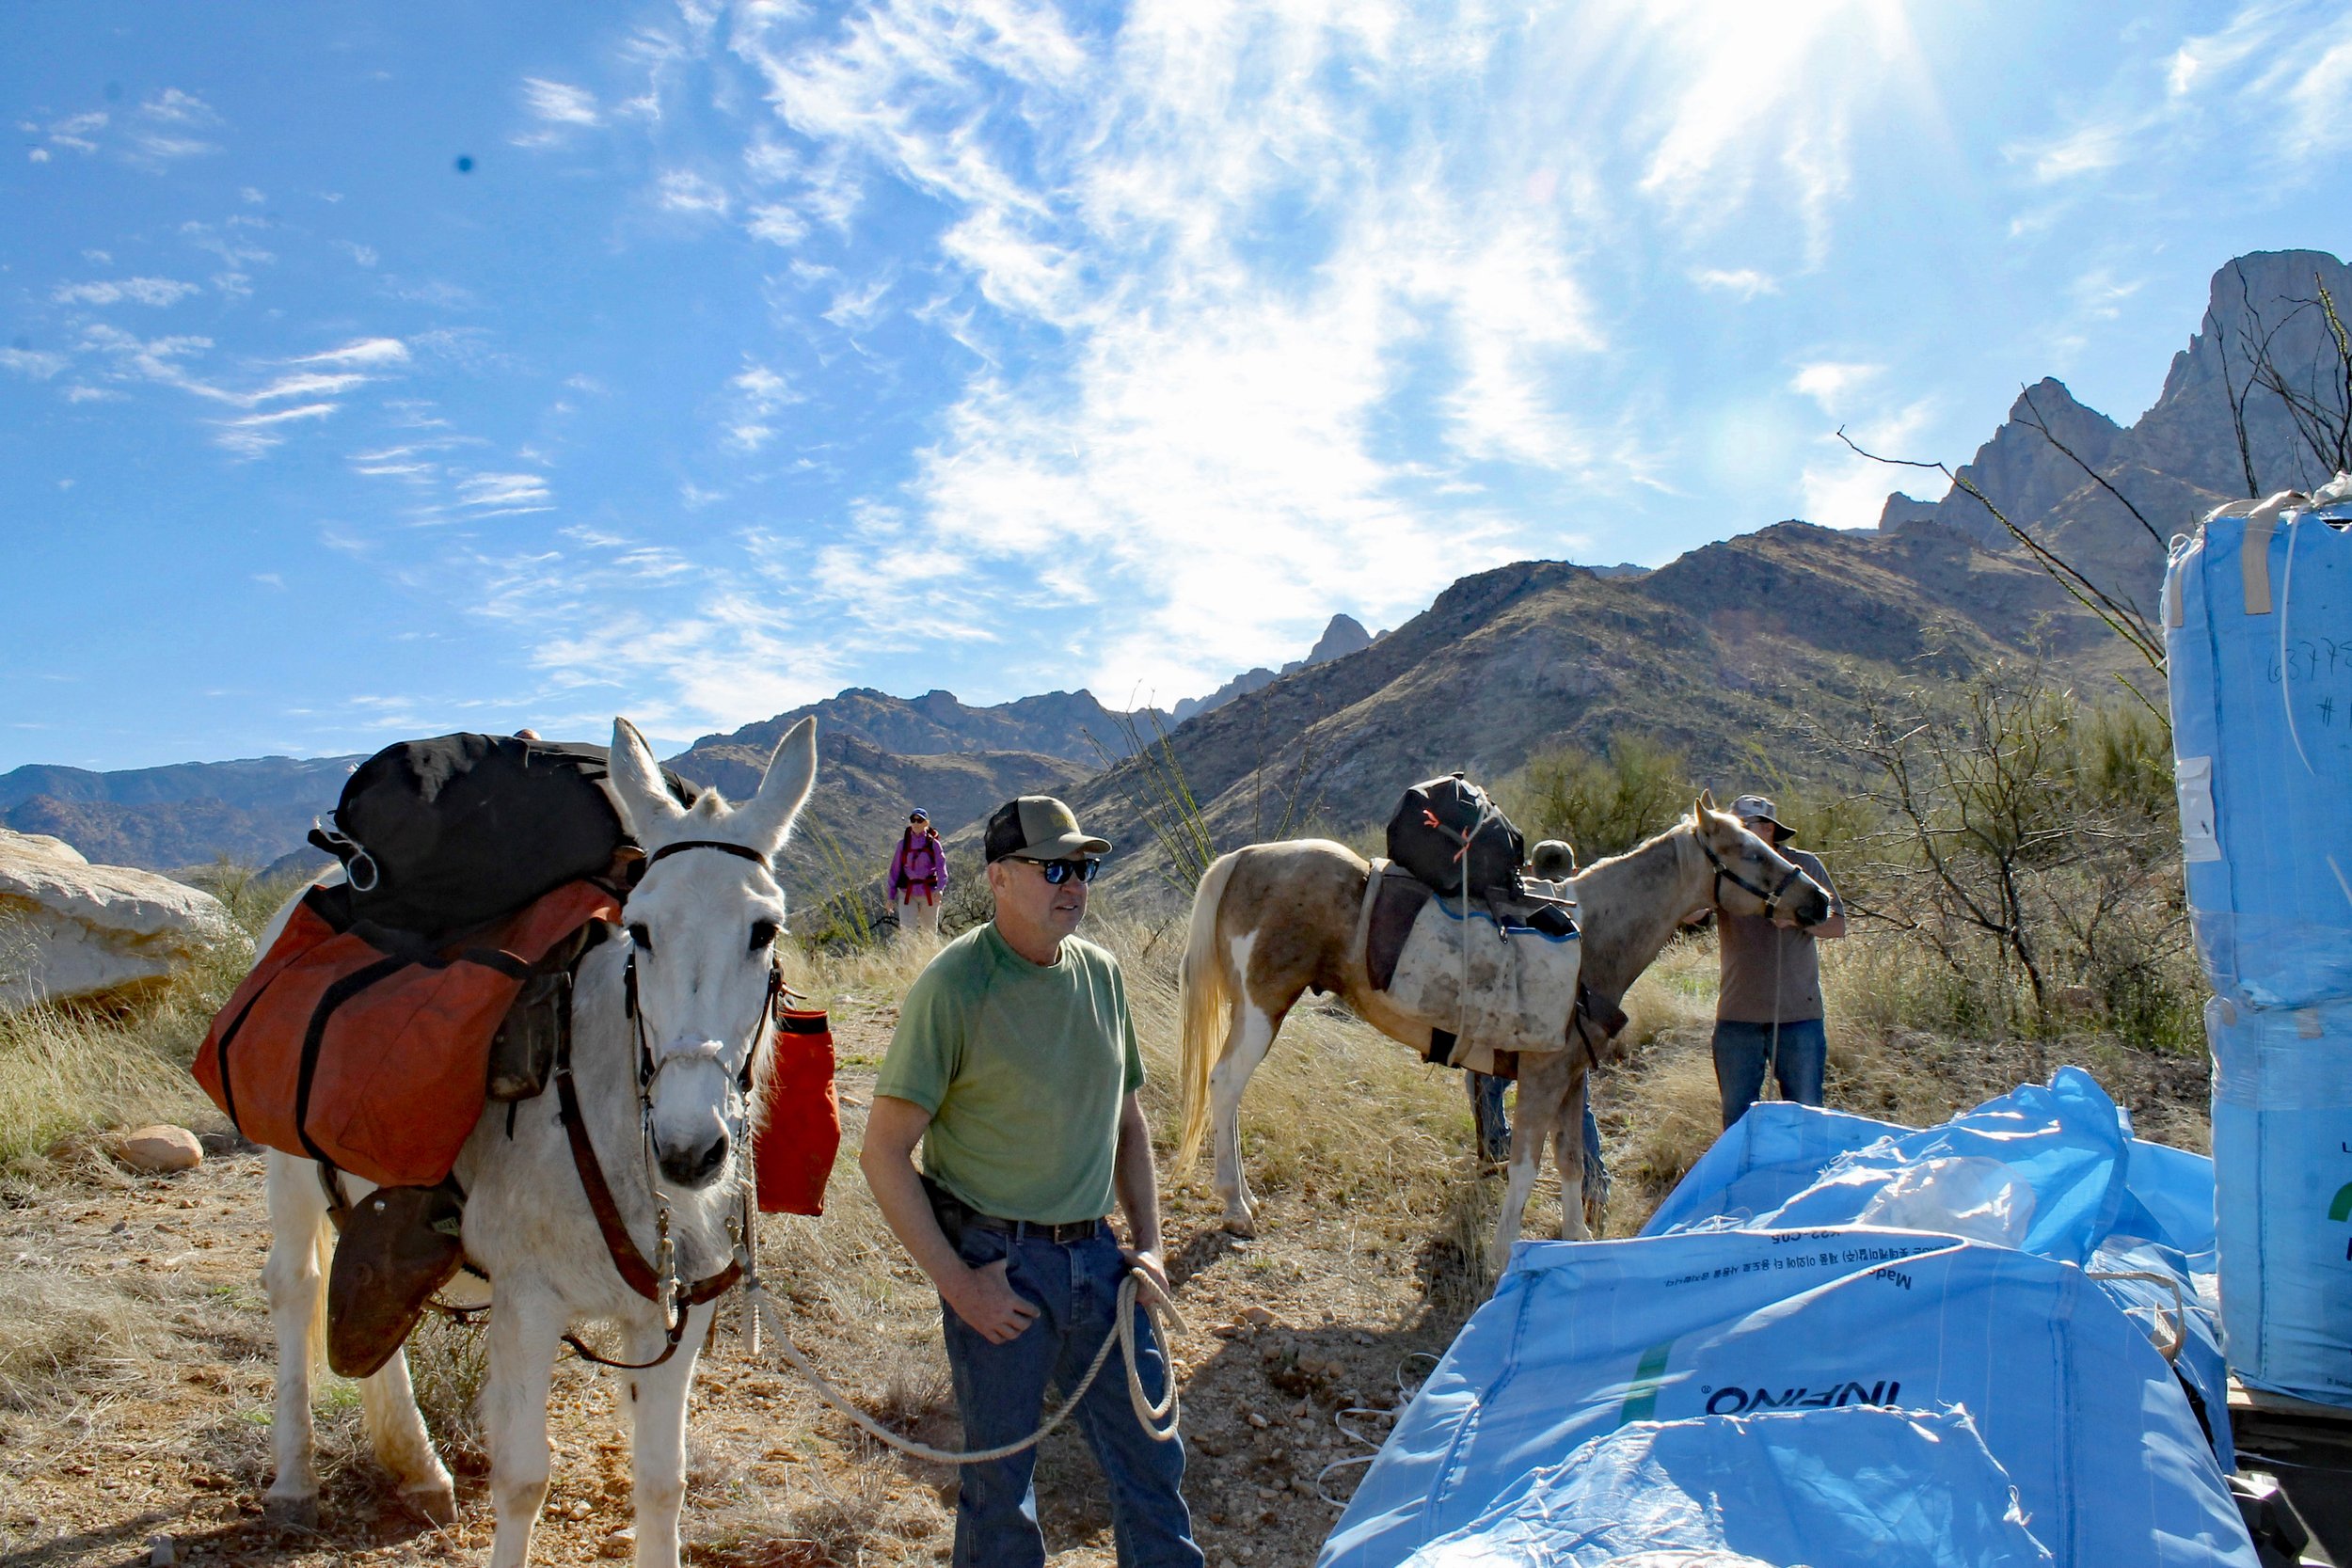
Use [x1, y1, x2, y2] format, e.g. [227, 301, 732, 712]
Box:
[1575, 814, 1695, 879]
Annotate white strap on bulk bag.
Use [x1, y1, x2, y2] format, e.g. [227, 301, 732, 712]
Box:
[2175, 754, 2221, 864]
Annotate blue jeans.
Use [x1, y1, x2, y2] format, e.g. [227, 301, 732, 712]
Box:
[1712, 1018, 1827, 1129]
[940, 1224, 1202, 1568]
[1468, 1072, 1609, 1197]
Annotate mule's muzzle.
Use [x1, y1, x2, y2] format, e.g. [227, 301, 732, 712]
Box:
[657, 1126, 730, 1187]
[1786, 881, 1834, 928]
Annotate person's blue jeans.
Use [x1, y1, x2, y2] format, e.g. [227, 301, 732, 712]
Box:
[1468, 1072, 1609, 1199]
[1711, 1018, 1827, 1129]
[939, 1223, 1202, 1568]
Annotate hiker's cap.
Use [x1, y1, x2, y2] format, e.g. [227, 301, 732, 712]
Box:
[1728, 794, 1792, 841]
[985, 796, 1110, 864]
[908, 807, 929, 823]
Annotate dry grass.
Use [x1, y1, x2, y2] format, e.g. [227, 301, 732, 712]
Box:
[0, 1256, 174, 1412]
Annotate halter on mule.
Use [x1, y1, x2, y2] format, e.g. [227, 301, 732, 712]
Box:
[556, 837, 775, 1370]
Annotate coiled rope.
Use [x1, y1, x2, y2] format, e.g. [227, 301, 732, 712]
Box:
[740, 1270, 1184, 1464]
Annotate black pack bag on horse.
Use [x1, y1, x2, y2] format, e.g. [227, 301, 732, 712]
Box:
[309, 733, 697, 941]
[1386, 772, 1527, 902]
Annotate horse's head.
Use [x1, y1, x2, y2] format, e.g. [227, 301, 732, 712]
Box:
[606, 714, 818, 1190]
[1690, 789, 1832, 928]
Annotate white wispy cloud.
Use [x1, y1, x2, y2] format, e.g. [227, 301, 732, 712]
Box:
[213, 402, 338, 458]
[515, 77, 603, 148]
[52, 277, 201, 308]
[142, 88, 218, 126]
[1789, 361, 1883, 413]
[657, 169, 732, 217]
[722, 360, 799, 451]
[293, 337, 410, 368]
[454, 471, 554, 514]
[2013, 117, 2137, 184]
[1691, 267, 1779, 299]
[0, 348, 68, 380]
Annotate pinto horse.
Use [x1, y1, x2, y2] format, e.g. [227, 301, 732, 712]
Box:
[1174, 793, 1831, 1269]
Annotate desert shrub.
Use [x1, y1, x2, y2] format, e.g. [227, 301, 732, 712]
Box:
[1504, 736, 1693, 862]
[1843, 666, 2201, 1056]
[406, 1312, 489, 1469]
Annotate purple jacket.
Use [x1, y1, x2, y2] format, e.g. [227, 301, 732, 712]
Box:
[888, 829, 947, 900]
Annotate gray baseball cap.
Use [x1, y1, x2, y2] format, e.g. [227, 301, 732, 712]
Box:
[1728, 793, 1792, 841]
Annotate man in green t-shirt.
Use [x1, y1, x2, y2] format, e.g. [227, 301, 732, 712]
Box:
[861, 796, 1202, 1568]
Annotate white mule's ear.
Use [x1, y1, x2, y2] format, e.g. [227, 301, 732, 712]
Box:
[737, 716, 818, 854]
[1694, 788, 1717, 818]
[609, 717, 686, 841]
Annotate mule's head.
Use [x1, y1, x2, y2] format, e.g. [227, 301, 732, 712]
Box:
[607, 714, 818, 1189]
[1690, 789, 1832, 928]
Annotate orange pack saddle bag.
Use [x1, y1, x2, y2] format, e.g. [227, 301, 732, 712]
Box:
[195, 879, 621, 1188]
[755, 1006, 841, 1216]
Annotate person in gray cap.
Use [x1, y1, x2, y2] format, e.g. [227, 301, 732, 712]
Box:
[1712, 794, 1847, 1128]
[860, 796, 1201, 1568]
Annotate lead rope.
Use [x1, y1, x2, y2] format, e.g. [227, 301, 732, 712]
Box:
[733, 1259, 1184, 1462]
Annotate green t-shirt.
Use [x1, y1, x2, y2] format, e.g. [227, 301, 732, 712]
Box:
[874, 920, 1144, 1224]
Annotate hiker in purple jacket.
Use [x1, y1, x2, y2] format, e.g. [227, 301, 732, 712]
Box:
[889, 808, 950, 942]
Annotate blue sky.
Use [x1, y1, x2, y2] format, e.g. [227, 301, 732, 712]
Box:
[7, 1, 2352, 771]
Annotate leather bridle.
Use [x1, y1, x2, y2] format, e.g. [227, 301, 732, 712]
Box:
[1697, 832, 1810, 922]
[556, 837, 779, 1370]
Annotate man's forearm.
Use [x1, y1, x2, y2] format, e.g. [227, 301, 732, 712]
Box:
[863, 1147, 969, 1292]
[1113, 1103, 1163, 1252]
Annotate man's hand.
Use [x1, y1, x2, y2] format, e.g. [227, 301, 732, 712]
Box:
[945, 1259, 1040, 1344]
[1121, 1245, 1173, 1310]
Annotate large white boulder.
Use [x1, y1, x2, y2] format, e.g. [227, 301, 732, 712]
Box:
[0, 829, 238, 1011]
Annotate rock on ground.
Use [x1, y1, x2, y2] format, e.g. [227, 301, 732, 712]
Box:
[0, 828, 236, 1011]
[117, 1124, 204, 1174]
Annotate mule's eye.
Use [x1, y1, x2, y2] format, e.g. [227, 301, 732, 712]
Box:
[750, 920, 780, 953]
[628, 923, 653, 954]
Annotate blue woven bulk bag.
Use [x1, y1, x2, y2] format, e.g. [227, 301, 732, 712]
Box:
[2164, 496, 2352, 1008]
[1391, 1407, 2054, 1568]
[1317, 1229, 2252, 1568]
[2208, 994, 2352, 1405]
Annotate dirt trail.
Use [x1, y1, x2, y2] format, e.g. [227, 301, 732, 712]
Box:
[0, 1002, 1486, 1568]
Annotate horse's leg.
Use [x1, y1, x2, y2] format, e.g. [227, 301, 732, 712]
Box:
[1490, 1055, 1571, 1273]
[622, 1304, 710, 1568]
[1551, 1069, 1594, 1243]
[262, 1153, 329, 1526]
[362, 1345, 456, 1525]
[484, 1287, 565, 1568]
[1211, 998, 1281, 1236]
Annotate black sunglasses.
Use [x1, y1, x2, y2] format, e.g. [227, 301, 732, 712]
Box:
[1018, 856, 1100, 884]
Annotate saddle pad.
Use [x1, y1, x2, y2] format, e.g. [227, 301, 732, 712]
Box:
[194, 879, 621, 1187]
[1386, 891, 1582, 1064]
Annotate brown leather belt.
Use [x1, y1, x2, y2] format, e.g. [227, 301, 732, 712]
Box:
[927, 1178, 1105, 1245]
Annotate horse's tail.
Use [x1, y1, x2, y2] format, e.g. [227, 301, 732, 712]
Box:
[1175, 849, 1244, 1171]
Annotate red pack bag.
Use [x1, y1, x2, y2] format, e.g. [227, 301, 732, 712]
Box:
[755, 1006, 842, 1215]
[194, 880, 620, 1187]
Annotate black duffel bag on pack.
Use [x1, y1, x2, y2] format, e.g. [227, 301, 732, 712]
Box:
[309, 733, 697, 941]
[1386, 771, 1527, 903]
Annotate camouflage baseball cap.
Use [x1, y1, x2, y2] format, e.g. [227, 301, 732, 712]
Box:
[983, 796, 1111, 863]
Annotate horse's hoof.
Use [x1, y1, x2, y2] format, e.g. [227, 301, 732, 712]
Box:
[1220, 1212, 1258, 1239]
[262, 1493, 320, 1530]
[402, 1480, 459, 1527]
